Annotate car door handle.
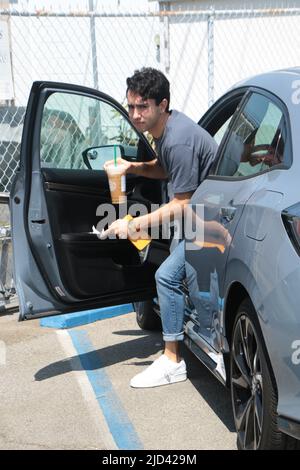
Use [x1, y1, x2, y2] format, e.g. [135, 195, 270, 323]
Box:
[220, 206, 236, 222]
[30, 219, 46, 224]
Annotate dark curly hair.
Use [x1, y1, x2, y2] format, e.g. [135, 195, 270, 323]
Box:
[126, 67, 170, 111]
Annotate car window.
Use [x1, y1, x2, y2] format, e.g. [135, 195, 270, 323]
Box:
[216, 93, 285, 177]
[40, 92, 142, 170]
[213, 116, 233, 145]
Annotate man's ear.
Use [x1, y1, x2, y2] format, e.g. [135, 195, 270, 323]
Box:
[160, 98, 168, 113]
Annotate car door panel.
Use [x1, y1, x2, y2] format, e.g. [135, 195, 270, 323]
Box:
[11, 81, 169, 319]
[43, 171, 164, 299]
[185, 179, 258, 348]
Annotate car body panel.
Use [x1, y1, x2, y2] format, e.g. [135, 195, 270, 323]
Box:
[224, 188, 300, 423]
[184, 70, 300, 436]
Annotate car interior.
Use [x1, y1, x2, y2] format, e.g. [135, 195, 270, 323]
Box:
[38, 92, 170, 300]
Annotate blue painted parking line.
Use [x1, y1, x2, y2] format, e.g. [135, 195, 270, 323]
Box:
[69, 329, 143, 450]
[40, 303, 134, 329]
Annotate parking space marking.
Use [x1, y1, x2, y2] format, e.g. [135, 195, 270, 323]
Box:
[56, 330, 118, 450]
[68, 329, 143, 450]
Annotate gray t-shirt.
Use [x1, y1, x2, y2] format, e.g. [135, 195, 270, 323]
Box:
[154, 110, 218, 195]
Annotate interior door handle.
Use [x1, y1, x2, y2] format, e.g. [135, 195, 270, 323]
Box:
[220, 206, 236, 222]
[126, 189, 135, 197]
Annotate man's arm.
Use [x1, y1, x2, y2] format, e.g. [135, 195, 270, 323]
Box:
[104, 157, 167, 180]
[100, 192, 193, 240]
[130, 158, 168, 179]
[129, 192, 193, 232]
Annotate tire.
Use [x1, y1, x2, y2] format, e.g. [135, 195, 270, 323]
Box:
[230, 298, 295, 450]
[134, 300, 162, 331]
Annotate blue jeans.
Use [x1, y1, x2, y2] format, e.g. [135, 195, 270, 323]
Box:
[155, 240, 215, 342]
[155, 241, 186, 342]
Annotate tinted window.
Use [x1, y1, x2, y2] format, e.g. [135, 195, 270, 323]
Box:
[217, 93, 285, 177]
[40, 92, 142, 170]
[213, 116, 233, 145]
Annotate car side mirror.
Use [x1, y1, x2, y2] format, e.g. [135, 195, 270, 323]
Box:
[82, 145, 124, 170]
[82, 144, 139, 170]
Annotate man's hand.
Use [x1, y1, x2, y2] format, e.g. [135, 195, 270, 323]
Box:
[103, 157, 133, 173]
[100, 217, 150, 241]
[100, 218, 130, 239]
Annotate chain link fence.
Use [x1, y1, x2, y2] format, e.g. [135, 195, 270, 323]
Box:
[1, 0, 300, 311]
[1, 1, 300, 193]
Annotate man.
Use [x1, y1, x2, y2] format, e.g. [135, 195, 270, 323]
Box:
[102, 67, 218, 388]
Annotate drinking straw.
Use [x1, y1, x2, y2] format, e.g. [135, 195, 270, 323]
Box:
[114, 144, 117, 167]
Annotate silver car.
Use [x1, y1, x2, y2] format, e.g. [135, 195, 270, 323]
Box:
[10, 69, 300, 449]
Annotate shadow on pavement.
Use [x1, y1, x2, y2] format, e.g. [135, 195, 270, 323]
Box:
[181, 345, 235, 433]
[35, 331, 162, 381]
[35, 327, 235, 434]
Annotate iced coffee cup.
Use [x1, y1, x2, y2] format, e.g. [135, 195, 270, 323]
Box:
[105, 162, 127, 204]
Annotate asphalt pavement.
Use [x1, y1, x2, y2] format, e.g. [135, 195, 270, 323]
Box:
[0, 309, 237, 450]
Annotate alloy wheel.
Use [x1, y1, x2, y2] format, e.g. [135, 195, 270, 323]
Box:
[231, 314, 263, 450]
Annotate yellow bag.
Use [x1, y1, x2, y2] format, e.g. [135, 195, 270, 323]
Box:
[123, 214, 151, 251]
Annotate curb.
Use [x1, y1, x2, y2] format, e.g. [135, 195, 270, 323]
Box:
[40, 303, 134, 329]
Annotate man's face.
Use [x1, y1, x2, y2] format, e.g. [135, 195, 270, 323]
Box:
[126, 90, 163, 134]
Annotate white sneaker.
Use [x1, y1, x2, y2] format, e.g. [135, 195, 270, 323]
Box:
[130, 355, 187, 388]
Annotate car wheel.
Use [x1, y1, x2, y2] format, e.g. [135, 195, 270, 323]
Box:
[230, 298, 286, 450]
[134, 300, 162, 331]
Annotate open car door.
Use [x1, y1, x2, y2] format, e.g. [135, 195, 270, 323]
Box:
[10, 82, 169, 320]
